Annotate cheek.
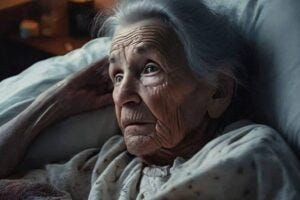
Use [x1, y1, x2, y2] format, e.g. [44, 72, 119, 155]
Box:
[141, 84, 186, 148]
[140, 73, 165, 86]
[113, 89, 122, 126]
[142, 82, 175, 114]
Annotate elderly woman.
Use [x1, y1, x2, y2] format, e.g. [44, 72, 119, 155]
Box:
[1, 0, 300, 199]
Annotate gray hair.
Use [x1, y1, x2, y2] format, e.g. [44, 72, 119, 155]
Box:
[93, 0, 253, 124]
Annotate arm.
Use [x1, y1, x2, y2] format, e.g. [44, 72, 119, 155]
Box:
[0, 57, 113, 178]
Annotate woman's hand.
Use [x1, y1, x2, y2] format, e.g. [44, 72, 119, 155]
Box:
[36, 56, 114, 121]
[0, 56, 114, 178]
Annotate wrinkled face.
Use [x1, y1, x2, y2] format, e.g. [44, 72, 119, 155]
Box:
[109, 19, 215, 157]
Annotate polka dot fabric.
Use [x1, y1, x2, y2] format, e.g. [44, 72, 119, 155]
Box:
[7, 121, 300, 199]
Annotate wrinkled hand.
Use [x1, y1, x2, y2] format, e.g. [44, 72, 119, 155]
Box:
[36, 56, 114, 120]
[0, 57, 114, 178]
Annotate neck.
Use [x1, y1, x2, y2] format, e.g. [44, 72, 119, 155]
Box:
[141, 116, 219, 166]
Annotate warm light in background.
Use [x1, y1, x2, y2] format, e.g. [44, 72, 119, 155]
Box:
[0, 0, 116, 39]
[94, 0, 116, 9]
[0, 0, 116, 80]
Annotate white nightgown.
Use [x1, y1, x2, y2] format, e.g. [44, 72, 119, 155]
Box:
[2, 121, 300, 200]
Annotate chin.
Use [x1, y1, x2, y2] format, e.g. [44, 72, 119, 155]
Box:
[122, 124, 160, 156]
[124, 134, 160, 157]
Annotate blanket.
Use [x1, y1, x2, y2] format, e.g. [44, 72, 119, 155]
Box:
[1, 121, 300, 200]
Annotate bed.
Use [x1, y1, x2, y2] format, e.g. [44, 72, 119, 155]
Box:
[1, 0, 300, 174]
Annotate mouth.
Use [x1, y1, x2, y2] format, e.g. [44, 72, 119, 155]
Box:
[124, 122, 154, 128]
[122, 120, 155, 129]
[122, 121, 155, 137]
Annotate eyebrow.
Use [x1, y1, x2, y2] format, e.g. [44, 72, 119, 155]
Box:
[134, 45, 147, 54]
[109, 42, 170, 68]
[133, 42, 167, 58]
[109, 44, 149, 63]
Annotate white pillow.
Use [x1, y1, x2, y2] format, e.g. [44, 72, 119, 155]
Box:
[203, 0, 300, 156]
[0, 37, 120, 169]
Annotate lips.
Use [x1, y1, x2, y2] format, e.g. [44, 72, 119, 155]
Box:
[122, 118, 154, 128]
[120, 107, 156, 129]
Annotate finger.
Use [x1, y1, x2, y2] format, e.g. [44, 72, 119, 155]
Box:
[82, 57, 111, 86]
[68, 56, 110, 85]
[80, 55, 109, 75]
[91, 81, 113, 97]
[91, 93, 114, 110]
[85, 56, 110, 78]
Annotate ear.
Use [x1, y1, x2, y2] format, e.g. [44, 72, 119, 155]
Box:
[207, 73, 235, 119]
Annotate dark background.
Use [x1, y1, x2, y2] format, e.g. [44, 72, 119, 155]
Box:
[0, 0, 114, 81]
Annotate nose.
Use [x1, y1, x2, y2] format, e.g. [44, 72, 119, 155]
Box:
[113, 75, 141, 106]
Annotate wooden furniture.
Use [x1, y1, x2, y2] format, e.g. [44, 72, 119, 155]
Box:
[0, 0, 33, 35]
[0, 0, 91, 80]
[11, 36, 90, 55]
[0, 0, 32, 10]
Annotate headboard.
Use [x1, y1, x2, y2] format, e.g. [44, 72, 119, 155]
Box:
[204, 0, 300, 154]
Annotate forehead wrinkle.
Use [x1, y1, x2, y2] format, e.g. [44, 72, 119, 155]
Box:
[111, 36, 167, 55]
[111, 33, 138, 52]
[110, 25, 170, 54]
[114, 24, 168, 42]
[110, 38, 169, 67]
[110, 23, 183, 74]
[110, 37, 137, 54]
[111, 39, 171, 73]
[112, 30, 168, 48]
[110, 38, 167, 56]
[111, 31, 140, 51]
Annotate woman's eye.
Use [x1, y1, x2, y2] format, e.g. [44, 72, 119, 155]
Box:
[114, 74, 123, 83]
[143, 63, 160, 74]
